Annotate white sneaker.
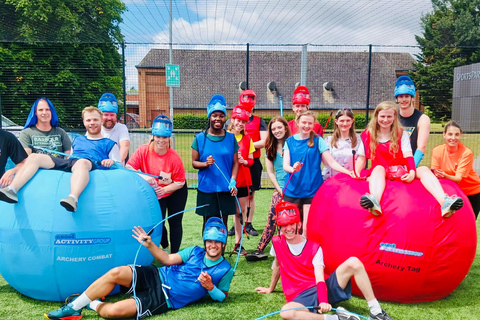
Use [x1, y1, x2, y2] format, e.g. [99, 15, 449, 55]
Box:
[360, 193, 382, 216]
[441, 195, 463, 218]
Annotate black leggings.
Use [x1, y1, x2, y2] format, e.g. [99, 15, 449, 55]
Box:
[467, 192, 480, 219]
[159, 183, 188, 253]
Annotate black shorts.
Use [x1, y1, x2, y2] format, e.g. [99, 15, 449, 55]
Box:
[282, 195, 313, 205]
[121, 265, 169, 319]
[249, 158, 263, 191]
[50, 156, 97, 172]
[196, 190, 236, 217]
[236, 186, 251, 198]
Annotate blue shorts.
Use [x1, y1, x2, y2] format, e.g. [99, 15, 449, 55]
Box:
[291, 270, 352, 312]
[50, 156, 97, 172]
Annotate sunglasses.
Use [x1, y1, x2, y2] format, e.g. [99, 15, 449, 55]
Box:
[336, 108, 352, 116]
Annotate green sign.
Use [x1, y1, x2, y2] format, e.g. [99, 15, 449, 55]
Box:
[166, 64, 180, 87]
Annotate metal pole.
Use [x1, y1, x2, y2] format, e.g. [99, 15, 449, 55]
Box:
[169, 0, 175, 147]
[365, 44, 373, 127]
[246, 43, 250, 89]
[122, 41, 127, 125]
[301, 44, 308, 86]
[279, 95, 283, 117]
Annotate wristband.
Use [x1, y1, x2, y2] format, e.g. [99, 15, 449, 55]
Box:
[246, 158, 254, 167]
[413, 150, 424, 167]
[316, 281, 328, 304]
[406, 157, 416, 172]
[208, 285, 226, 302]
[228, 178, 237, 191]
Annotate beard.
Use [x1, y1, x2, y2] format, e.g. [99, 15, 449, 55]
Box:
[103, 120, 116, 129]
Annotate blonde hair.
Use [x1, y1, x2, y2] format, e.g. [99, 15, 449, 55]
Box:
[367, 101, 402, 159]
[227, 118, 246, 136]
[331, 109, 357, 149]
[82, 106, 103, 119]
[295, 110, 318, 147]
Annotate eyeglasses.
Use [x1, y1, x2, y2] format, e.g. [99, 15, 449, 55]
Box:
[336, 108, 352, 116]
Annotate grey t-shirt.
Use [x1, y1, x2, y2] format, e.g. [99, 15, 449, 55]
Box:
[20, 126, 72, 155]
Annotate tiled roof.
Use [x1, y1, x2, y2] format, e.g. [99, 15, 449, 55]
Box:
[137, 49, 415, 110]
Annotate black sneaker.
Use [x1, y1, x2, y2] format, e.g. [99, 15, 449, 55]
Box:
[245, 223, 259, 236]
[245, 250, 268, 261]
[227, 226, 235, 236]
[232, 245, 247, 255]
[369, 309, 396, 320]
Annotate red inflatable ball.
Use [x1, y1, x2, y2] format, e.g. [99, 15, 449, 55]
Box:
[307, 174, 477, 303]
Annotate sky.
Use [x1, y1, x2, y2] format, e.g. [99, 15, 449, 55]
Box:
[119, 0, 434, 89]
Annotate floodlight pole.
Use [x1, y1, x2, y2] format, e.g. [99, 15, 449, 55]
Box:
[246, 43, 250, 89]
[365, 44, 372, 126]
[169, 0, 175, 147]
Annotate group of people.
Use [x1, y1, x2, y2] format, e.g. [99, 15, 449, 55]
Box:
[0, 75, 479, 320]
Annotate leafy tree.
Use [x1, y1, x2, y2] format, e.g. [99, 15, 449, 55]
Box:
[414, 0, 480, 121]
[0, 0, 125, 128]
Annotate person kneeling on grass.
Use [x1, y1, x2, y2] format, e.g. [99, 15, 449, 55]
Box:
[254, 202, 395, 320]
[44, 217, 233, 320]
[0, 106, 120, 212]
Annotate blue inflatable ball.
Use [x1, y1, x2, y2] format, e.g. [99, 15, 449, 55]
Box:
[0, 169, 162, 301]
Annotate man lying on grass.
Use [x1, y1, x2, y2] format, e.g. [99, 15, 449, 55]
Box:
[255, 202, 395, 320]
[44, 217, 233, 319]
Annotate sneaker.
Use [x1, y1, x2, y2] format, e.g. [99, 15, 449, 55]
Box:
[227, 226, 235, 236]
[232, 245, 247, 255]
[245, 223, 259, 236]
[44, 302, 82, 320]
[0, 187, 18, 203]
[360, 193, 382, 216]
[335, 306, 360, 320]
[369, 309, 396, 320]
[441, 195, 464, 218]
[245, 250, 268, 261]
[60, 196, 77, 212]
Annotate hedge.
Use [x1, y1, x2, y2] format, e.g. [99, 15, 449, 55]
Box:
[173, 113, 368, 131]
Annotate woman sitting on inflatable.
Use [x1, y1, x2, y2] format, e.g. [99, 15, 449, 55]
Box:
[431, 120, 480, 219]
[359, 101, 463, 217]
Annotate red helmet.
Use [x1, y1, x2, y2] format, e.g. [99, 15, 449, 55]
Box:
[239, 89, 256, 113]
[275, 202, 300, 226]
[292, 86, 310, 105]
[231, 105, 250, 122]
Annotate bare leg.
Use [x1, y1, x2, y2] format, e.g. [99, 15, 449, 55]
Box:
[234, 197, 248, 244]
[369, 166, 386, 202]
[69, 159, 93, 198]
[96, 299, 137, 319]
[416, 166, 445, 205]
[280, 302, 326, 320]
[302, 204, 311, 236]
[10, 154, 55, 191]
[246, 191, 255, 223]
[335, 257, 375, 302]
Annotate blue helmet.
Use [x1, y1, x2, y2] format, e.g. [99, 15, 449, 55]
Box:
[207, 94, 227, 118]
[203, 217, 227, 244]
[98, 93, 119, 113]
[394, 76, 416, 98]
[152, 115, 173, 137]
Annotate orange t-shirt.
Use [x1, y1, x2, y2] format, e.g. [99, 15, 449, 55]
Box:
[127, 143, 186, 198]
[431, 143, 480, 195]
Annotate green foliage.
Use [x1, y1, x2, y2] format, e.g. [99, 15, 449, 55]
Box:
[173, 114, 209, 130]
[0, 0, 125, 128]
[413, 0, 480, 121]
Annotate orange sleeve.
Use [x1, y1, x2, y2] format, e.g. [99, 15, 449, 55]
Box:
[456, 149, 474, 179]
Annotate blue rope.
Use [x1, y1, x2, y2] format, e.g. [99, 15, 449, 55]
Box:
[253, 306, 369, 320]
[213, 162, 244, 273]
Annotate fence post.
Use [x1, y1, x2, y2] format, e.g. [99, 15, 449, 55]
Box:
[365, 44, 373, 127]
[301, 44, 308, 86]
[246, 43, 250, 89]
[122, 41, 127, 126]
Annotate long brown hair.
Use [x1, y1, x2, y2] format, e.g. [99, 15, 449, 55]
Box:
[331, 109, 357, 148]
[367, 101, 401, 159]
[296, 111, 317, 147]
[265, 117, 291, 161]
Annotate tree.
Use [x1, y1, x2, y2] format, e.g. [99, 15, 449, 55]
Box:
[413, 0, 480, 121]
[0, 0, 126, 128]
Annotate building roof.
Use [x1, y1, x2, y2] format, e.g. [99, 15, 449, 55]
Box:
[136, 49, 415, 110]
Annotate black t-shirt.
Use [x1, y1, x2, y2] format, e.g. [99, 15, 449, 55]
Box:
[398, 109, 423, 153]
[0, 129, 28, 178]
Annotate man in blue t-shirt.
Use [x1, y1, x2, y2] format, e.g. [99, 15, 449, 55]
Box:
[45, 217, 233, 320]
[0, 107, 120, 212]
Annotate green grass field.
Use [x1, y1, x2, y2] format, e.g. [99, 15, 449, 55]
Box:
[0, 189, 479, 320]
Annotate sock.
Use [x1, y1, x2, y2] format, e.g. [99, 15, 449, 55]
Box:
[324, 315, 338, 320]
[88, 300, 104, 312]
[7, 186, 17, 193]
[70, 293, 92, 311]
[368, 299, 382, 315]
[68, 194, 79, 202]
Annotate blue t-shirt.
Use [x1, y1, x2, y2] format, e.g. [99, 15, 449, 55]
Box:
[269, 152, 287, 189]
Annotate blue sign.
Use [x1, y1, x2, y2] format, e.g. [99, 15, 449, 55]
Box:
[166, 64, 180, 87]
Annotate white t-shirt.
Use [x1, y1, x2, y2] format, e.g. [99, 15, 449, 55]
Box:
[270, 235, 324, 267]
[322, 133, 365, 179]
[101, 122, 130, 144]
